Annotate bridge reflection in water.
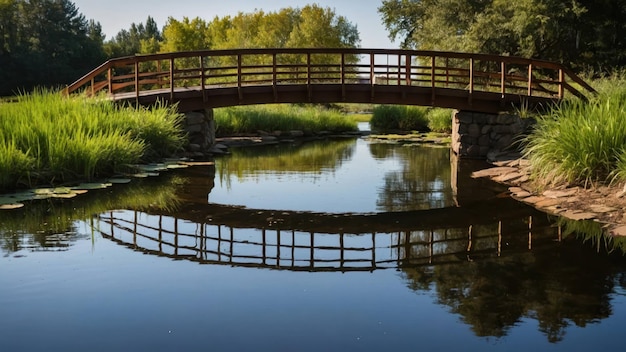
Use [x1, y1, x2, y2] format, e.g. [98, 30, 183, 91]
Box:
[95, 204, 560, 272]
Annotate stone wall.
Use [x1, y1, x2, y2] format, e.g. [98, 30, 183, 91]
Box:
[452, 110, 531, 160]
[183, 108, 215, 156]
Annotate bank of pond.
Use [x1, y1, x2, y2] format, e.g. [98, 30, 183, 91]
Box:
[2, 75, 626, 200]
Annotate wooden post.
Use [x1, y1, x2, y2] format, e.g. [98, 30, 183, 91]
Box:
[272, 53, 278, 102]
[370, 52, 375, 101]
[276, 229, 281, 268]
[340, 232, 345, 270]
[405, 54, 412, 86]
[310, 232, 314, 268]
[397, 54, 401, 85]
[307, 53, 312, 102]
[558, 68, 564, 99]
[237, 54, 243, 102]
[169, 58, 175, 101]
[200, 55, 206, 103]
[262, 228, 267, 265]
[468, 58, 474, 100]
[371, 233, 376, 270]
[134, 60, 140, 105]
[500, 61, 506, 98]
[341, 53, 346, 101]
[528, 216, 533, 250]
[527, 63, 533, 96]
[107, 67, 112, 94]
[498, 221, 502, 257]
[431, 56, 436, 104]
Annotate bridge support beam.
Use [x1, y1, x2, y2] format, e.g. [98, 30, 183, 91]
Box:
[183, 108, 216, 156]
[452, 110, 532, 160]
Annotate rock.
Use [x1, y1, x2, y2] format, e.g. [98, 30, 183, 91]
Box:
[560, 211, 597, 221]
[610, 226, 626, 237]
[590, 205, 617, 213]
[535, 198, 562, 208]
[543, 189, 578, 198]
[187, 143, 202, 152]
[289, 130, 305, 137]
[494, 172, 523, 182]
[471, 167, 517, 178]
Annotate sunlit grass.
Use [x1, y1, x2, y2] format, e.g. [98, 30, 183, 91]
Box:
[0, 90, 186, 190]
[370, 105, 452, 133]
[524, 76, 626, 187]
[214, 104, 358, 136]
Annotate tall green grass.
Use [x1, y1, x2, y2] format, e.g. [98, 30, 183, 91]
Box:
[214, 104, 357, 136]
[0, 90, 185, 189]
[524, 76, 626, 187]
[370, 105, 452, 133]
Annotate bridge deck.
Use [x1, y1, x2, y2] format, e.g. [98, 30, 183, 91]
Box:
[65, 48, 596, 113]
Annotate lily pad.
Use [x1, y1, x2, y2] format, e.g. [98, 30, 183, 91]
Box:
[108, 178, 132, 184]
[73, 182, 113, 190]
[0, 203, 25, 210]
[166, 164, 189, 169]
[52, 193, 78, 199]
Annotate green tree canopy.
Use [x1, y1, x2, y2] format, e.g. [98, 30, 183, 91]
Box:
[0, 0, 105, 95]
[379, 0, 626, 71]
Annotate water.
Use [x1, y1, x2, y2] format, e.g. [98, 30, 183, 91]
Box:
[1, 136, 626, 351]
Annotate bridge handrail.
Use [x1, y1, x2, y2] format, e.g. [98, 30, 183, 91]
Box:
[63, 48, 596, 103]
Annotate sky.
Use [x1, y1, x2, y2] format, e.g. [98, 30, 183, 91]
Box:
[71, 0, 398, 49]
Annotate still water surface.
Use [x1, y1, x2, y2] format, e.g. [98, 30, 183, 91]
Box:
[1, 136, 626, 351]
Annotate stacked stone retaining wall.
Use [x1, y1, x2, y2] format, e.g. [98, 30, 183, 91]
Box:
[183, 109, 215, 155]
[452, 110, 532, 159]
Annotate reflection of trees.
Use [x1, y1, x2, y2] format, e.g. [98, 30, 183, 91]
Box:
[400, 215, 623, 343]
[370, 144, 454, 211]
[216, 139, 356, 188]
[0, 174, 187, 255]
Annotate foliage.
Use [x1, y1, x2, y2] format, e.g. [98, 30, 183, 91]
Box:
[214, 104, 357, 136]
[0, 0, 106, 95]
[103, 16, 162, 56]
[524, 77, 626, 187]
[159, 5, 360, 52]
[378, 0, 626, 71]
[426, 108, 453, 133]
[0, 90, 185, 190]
[370, 105, 429, 132]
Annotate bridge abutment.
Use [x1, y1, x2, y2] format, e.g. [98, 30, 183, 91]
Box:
[183, 108, 216, 155]
[452, 110, 532, 160]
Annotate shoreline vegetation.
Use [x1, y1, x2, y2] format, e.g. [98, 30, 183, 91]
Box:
[0, 90, 186, 191]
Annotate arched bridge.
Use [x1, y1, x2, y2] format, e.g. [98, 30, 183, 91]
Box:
[64, 48, 595, 113]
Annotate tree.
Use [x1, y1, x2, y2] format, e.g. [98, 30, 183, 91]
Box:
[103, 16, 162, 57]
[0, 0, 105, 95]
[378, 0, 626, 71]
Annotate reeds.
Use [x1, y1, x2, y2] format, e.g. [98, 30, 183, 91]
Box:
[370, 105, 452, 132]
[524, 76, 626, 187]
[0, 90, 185, 189]
[214, 104, 357, 136]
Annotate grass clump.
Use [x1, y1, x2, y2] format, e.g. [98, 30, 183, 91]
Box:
[426, 108, 453, 133]
[524, 76, 626, 187]
[0, 90, 185, 190]
[370, 105, 452, 133]
[214, 104, 357, 136]
[370, 105, 429, 132]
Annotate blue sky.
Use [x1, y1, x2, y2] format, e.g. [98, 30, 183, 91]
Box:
[72, 0, 397, 49]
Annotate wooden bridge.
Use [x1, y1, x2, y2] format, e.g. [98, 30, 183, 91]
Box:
[64, 48, 596, 113]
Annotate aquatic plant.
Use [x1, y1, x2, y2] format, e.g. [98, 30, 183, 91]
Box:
[0, 90, 185, 189]
[214, 104, 357, 136]
[524, 77, 626, 187]
[370, 105, 429, 132]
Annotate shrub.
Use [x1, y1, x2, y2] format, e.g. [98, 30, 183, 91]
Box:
[426, 108, 452, 133]
[370, 105, 429, 132]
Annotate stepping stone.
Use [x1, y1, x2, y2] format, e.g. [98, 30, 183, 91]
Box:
[471, 167, 517, 178]
[560, 210, 597, 221]
[589, 205, 617, 213]
[495, 172, 523, 182]
[611, 226, 626, 237]
[543, 189, 578, 198]
[522, 196, 545, 204]
[535, 198, 562, 208]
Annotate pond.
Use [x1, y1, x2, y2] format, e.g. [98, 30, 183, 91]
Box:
[1, 135, 626, 351]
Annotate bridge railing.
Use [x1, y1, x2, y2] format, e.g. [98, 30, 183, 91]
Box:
[94, 210, 559, 272]
[63, 48, 596, 102]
